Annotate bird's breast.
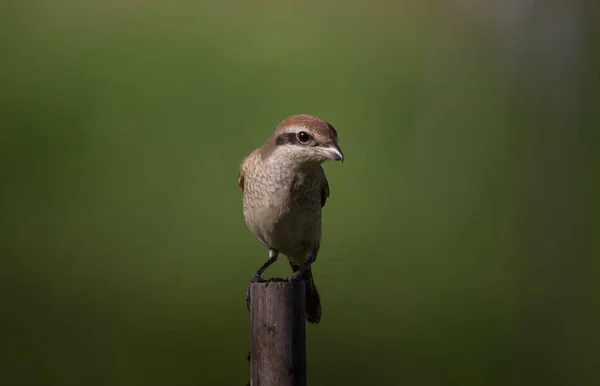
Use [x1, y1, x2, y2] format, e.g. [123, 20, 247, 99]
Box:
[242, 164, 322, 255]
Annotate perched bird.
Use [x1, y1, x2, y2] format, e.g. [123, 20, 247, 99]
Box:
[237, 114, 343, 323]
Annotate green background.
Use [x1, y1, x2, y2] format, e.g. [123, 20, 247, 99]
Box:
[2, 1, 598, 385]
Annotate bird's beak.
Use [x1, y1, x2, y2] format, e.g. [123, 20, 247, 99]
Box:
[326, 144, 344, 162]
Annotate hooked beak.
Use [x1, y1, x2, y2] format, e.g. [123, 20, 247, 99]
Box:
[325, 144, 344, 162]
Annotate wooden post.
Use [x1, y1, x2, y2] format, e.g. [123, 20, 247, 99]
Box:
[250, 281, 307, 386]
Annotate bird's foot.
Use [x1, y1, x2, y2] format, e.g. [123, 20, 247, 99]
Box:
[289, 257, 314, 283]
[245, 274, 266, 311]
[250, 272, 266, 284]
[288, 271, 304, 283]
[266, 277, 288, 283]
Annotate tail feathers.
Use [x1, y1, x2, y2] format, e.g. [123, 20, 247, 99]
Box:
[289, 262, 321, 324]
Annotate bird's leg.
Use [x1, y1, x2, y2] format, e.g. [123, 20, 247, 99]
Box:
[246, 249, 278, 310]
[289, 252, 316, 282]
[250, 249, 279, 282]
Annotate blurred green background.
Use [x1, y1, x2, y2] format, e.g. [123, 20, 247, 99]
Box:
[1, 1, 598, 385]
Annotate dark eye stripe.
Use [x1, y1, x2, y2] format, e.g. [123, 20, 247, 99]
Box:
[275, 133, 299, 146]
[274, 132, 318, 146]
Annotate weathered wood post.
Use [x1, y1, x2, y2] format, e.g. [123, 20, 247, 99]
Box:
[250, 281, 307, 386]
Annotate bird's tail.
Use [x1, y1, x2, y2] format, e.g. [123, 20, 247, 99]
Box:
[289, 262, 321, 324]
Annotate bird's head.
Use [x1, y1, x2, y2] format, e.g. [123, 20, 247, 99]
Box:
[266, 114, 344, 165]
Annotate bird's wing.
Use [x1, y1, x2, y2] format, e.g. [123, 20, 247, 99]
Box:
[237, 156, 248, 191]
[319, 166, 330, 208]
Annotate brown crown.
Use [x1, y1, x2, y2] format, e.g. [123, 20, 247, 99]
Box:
[274, 114, 338, 140]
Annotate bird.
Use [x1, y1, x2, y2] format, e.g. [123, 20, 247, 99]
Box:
[237, 114, 343, 323]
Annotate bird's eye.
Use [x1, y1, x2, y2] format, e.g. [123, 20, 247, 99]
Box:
[297, 131, 310, 143]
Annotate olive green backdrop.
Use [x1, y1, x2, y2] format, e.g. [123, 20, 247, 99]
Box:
[1, 1, 598, 385]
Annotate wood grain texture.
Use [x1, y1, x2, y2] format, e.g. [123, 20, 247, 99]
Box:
[250, 282, 307, 386]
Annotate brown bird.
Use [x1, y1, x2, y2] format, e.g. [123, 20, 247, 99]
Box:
[237, 114, 343, 323]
